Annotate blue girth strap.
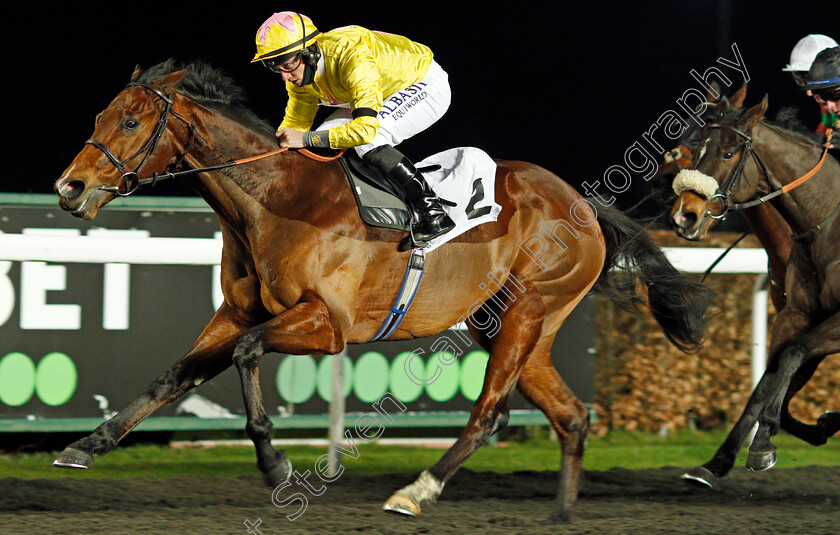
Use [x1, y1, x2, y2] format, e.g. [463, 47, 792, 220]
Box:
[368, 248, 426, 342]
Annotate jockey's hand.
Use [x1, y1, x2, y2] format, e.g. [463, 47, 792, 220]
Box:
[275, 128, 305, 149]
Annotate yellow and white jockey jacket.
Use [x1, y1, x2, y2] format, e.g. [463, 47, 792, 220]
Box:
[279, 26, 434, 149]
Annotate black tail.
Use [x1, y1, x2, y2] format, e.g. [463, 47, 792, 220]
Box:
[592, 201, 715, 353]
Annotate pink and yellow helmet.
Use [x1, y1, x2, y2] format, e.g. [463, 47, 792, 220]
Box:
[252, 12, 321, 63]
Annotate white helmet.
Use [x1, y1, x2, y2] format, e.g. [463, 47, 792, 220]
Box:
[783, 34, 838, 71]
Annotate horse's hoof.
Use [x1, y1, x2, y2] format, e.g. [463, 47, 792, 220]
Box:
[53, 447, 94, 469]
[546, 511, 572, 524]
[746, 449, 777, 472]
[262, 456, 293, 488]
[680, 466, 717, 488]
[382, 493, 420, 516]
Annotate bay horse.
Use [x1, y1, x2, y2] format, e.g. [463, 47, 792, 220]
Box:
[52, 60, 712, 523]
[667, 90, 840, 488]
[666, 85, 792, 310]
[655, 84, 840, 474]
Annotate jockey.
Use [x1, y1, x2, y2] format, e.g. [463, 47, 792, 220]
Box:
[252, 12, 455, 248]
[806, 46, 840, 149]
[783, 34, 838, 138]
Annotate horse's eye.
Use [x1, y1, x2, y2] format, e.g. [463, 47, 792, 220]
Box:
[122, 118, 140, 130]
[722, 151, 734, 160]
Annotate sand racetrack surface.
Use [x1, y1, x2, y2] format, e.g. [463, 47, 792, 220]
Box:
[1, 466, 837, 534]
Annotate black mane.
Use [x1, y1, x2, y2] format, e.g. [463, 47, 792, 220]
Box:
[718, 104, 822, 148]
[137, 59, 272, 133]
[767, 106, 824, 146]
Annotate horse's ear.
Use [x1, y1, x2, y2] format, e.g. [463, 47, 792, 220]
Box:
[152, 69, 188, 95]
[131, 65, 143, 82]
[705, 81, 721, 102]
[737, 94, 769, 130]
[730, 83, 748, 110]
[714, 95, 730, 115]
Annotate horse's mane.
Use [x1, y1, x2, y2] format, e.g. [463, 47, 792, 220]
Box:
[137, 59, 273, 134]
[714, 102, 822, 149]
[765, 106, 824, 147]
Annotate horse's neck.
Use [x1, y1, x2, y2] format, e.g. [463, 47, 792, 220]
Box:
[175, 98, 353, 237]
[179, 100, 295, 221]
[753, 123, 840, 236]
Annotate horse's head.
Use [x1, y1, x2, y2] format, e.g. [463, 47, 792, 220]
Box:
[54, 67, 188, 220]
[650, 83, 744, 206]
[670, 89, 767, 240]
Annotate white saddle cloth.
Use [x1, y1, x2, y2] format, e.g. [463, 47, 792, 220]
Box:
[417, 147, 501, 252]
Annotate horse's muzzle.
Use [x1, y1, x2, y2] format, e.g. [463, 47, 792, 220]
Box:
[55, 176, 86, 202]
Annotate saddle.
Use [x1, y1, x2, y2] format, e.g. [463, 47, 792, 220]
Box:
[339, 150, 447, 232]
[337, 148, 500, 250]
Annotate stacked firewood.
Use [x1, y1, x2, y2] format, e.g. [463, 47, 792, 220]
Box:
[592, 230, 840, 435]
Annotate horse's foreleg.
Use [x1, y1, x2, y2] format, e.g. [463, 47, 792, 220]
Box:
[54, 303, 249, 469]
[516, 348, 588, 524]
[383, 279, 544, 517]
[232, 291, 343, 487]
[682, 306, 810, 487]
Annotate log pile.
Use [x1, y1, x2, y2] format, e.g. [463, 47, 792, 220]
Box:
[592, 230, 840, 435]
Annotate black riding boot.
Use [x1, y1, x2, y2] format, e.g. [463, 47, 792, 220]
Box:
[364, 146, 456, 249]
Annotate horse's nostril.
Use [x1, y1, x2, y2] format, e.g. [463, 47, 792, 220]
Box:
[674, 211, 697, 230]
[58, 179, 86, 201]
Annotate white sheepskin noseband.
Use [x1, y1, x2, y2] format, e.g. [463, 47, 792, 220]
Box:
[672, 169, 719, 198]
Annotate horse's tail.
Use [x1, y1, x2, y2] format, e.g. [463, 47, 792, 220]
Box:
[592, 201, 714, 353]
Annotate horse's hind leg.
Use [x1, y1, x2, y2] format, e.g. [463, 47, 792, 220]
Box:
[749, 310, 840, 471]
[54, 304, 248, 469]
[516, 349, 588, 523]
[780, 357, 840, 445]
[383, 277, 550, 516]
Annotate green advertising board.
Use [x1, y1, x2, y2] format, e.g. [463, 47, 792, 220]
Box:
[0, 195, 595, 430]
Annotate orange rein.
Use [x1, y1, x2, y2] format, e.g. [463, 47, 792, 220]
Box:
[781, 128, 834, 194]
[231, 147, 346, 165]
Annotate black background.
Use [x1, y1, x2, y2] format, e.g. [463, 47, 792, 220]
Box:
[5, 2, 835, 213]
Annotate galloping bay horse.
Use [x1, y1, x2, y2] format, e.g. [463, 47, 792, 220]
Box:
[668, 90, 840, 488]
[655, 84, 840, 487]
[52, 60, 713, 522]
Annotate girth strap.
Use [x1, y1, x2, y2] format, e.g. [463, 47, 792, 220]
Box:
[368, 248, 426, 342]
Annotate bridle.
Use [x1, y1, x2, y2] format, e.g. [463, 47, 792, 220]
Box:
[86, 82, 196, 196]
[701, 123, 772, 221]
[85, 81, 342, 197]
[702, 123, 833, 220]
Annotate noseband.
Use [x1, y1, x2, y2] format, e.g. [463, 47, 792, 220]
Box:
[85, 82, 195, 196]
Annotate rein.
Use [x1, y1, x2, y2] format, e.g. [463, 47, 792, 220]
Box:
[87, 82, 344, 197]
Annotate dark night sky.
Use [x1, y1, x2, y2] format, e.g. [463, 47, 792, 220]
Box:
[5, 1, 835, 213]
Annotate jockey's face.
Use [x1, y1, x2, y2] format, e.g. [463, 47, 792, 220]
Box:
[813, 88, 840, 114]
[280, 58, 307, 86]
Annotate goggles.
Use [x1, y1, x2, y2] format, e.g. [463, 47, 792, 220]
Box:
[261, 53, 302, 73]
[814, 86, 840, 102]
